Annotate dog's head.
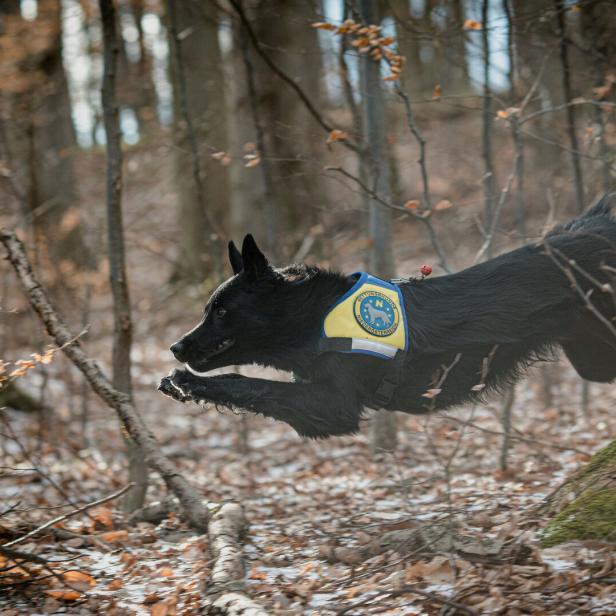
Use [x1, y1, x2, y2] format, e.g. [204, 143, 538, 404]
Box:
[170, 234, 295, 373]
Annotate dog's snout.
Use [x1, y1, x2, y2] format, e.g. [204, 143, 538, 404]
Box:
[170, 340, 187, 361]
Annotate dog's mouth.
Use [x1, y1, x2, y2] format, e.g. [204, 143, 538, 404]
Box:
[186, 338, 235, 373]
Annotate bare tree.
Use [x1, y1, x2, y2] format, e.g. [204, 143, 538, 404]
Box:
[231, 0, 324, 255]
[225, 16, 270, 250]
[481, 0, 496, 257]
[167, 0, 229, 283]
[358, 0, 397, 454]
[99, 0, 148, 512]
[0, 0, 92, 268]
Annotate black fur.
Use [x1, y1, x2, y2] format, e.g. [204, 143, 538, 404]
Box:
[160, 197, 616, 438]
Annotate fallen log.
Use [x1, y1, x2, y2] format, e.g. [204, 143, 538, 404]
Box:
[206, 503, 268, 615]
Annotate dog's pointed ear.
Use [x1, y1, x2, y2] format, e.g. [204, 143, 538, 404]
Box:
[241, 234, 269, 277]
[228, 241, 243, 274]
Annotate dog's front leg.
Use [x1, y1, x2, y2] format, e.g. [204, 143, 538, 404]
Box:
[164, 369, 362, 438]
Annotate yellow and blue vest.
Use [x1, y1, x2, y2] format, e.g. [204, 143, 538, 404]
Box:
[320, 272, 409, 360]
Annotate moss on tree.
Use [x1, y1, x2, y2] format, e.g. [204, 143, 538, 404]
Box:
[577, 438, 616, 477]
[541, 487, 616, 547]
[541, 439, 616, 547]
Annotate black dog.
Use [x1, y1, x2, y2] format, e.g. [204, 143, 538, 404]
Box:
[160, 196, 616, 438]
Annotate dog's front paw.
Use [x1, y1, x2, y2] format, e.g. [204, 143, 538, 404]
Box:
[158, 374, 191, 403]
[168, 367, 195, 388]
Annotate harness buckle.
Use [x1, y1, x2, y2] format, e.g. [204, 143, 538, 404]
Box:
[373, 375, 399, 408]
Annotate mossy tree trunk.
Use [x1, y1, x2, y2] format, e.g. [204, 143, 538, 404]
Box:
[541, 438, 616, 546]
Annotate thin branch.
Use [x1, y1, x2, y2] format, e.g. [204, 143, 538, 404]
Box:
[3, 483, 134, 548]
[0, 415, 96, 524]
[99, 0, 148, 511]
[481, 0, 497, 257]
[396, 88, 433, 214]
[326, 166, 451, 273]
[442, 413, 589, 456]
[167, 0, 224, 240]
[237, 12, 277, 258]
[554, 0, 584, 212]
[473, 167, 517, 264]
[0, 229, 209, 532]
[499, 385, 515, 470]
[520, 99, 616, 125]
[227, 0, 359, 153]
[542, 240, 616, 340]
[338, 22, 361, 137]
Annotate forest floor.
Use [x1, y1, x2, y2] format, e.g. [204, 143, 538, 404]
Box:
[2, 136, 616, 615]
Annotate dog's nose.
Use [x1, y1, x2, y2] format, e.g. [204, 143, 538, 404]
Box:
[170, 340, 186, 361]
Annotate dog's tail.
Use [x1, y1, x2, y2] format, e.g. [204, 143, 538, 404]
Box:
[557, 192, 615, 234]
[582, 192, 615, 220]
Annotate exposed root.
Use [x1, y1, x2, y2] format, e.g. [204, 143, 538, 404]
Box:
[128, 497, 178, 526]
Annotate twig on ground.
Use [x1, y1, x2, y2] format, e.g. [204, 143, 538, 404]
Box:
[2, 483, 133, 549]
[0, 415, 97, 524]
[336, 584, 478, 616]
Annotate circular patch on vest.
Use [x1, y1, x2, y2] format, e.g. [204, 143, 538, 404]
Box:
[353, 291, 400, 337]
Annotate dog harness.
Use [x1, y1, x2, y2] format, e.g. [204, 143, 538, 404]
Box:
[319, 272, 408, 407]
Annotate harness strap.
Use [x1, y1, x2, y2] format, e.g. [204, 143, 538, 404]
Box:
[318, 340, 406, 408]
[372, 350, 406, 408]
[318, 338, 353, 353]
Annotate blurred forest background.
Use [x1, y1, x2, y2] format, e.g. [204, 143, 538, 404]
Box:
[1, 0, 616, 614]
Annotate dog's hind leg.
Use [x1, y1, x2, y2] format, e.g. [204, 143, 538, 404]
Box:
[164, 369, 363, 438]
[562, 336, 616, 382]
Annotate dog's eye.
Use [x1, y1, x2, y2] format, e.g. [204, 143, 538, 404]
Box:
[215, 307, 227, 318]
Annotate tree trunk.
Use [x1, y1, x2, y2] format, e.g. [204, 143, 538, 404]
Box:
[224, 13, 273, 247]
[0, 0, 92, 268]
[359, 0, 397, 454]
[116, 0, 157, 135]
[99, 0, 148, 512]
[541, 439, 616, 546]
[248, 0, 324, 255]
[167, 0, 229, 283]
[481, 0, 496, 258]
[511, 0, 562, 163]
[390, 0, 425, 97]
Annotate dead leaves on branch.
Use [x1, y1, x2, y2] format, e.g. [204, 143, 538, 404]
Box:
[496, 107, 521, 121]
[326, 129, 349, 145]
[211, 151, 232, 166]
[210, 143, 261, 168]
[1, 346, 56, 384]
[403, 198, 454, 217]
[463, 19, 483, 31]
[313, 19, 404, 82]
